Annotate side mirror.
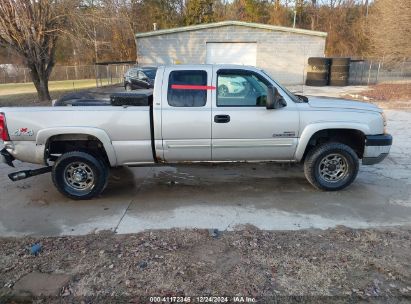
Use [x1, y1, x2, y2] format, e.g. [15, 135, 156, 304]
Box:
[266, 86, 285, 109]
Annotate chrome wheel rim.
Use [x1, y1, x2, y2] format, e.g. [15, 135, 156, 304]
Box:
[64, 162, 95, 191]
[219, 85, 228, 96]
[318, 153, 349, 183]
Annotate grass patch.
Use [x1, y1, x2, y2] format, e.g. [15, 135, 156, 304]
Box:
[0, 79, 106, 107]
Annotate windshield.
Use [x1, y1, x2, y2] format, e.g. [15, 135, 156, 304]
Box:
[261, 70, 302, 103]
[143, 69, 157, 79]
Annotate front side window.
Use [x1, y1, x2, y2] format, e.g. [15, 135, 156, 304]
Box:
[217, 70, 270, 107]
[168, 70, 207, 107]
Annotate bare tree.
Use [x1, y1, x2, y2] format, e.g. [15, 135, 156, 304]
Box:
[0, 0, 74, 101]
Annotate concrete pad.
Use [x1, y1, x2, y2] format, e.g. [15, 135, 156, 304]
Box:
[0, 164, 150, 236]
[117, 163, 411, 232]
[13, 272, 71, 297]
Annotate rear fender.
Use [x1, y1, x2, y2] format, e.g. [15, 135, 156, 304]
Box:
[36, 127, 117, 166]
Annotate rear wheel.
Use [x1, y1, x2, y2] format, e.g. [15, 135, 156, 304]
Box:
[304, 142, 359, 191]
[52, 151, 109, 200]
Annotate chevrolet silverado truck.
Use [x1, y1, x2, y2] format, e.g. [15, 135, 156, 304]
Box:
[0, 64, 392, 199]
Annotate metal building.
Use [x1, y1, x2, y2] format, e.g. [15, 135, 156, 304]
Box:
[135, 21, 327, 85]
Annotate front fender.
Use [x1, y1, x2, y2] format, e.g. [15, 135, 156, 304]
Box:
[294, 122, 370, 161]
[36, 127, 117, 166]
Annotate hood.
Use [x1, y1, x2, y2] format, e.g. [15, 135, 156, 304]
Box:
[308, 97, 382, 113]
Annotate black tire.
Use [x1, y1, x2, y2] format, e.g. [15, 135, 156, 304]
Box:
[307, 57, 331, 73]
[330, 71, 349, 80]
[304, 142, 359, 191]
[305, 78, 328, 86]
[308, 57, 331, 66]
[330, 65, 350, 73]
[306, 72, 328, 81]
[329, 78, 349, 86]
[306, 71, 329, 86]
[52, 151, 109, 200]
[330, 57, 350, 66]
[330, 58, 350, 84]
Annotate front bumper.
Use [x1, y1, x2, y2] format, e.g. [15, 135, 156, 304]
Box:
[362, 134, 392, 165]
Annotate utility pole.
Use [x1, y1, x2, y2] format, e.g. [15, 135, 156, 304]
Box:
[91, 0, 98, 64]
[365, 0, 369, 17]
[293, 6, 297, 28]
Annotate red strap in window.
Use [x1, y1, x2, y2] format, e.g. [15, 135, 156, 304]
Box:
[171, 84, 216, 90]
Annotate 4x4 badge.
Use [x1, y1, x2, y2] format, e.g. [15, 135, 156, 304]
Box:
[14, 128, 34, 136]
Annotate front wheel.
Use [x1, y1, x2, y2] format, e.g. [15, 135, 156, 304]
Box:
[304, 142, 359, 191]
[52, 151, 109, 200]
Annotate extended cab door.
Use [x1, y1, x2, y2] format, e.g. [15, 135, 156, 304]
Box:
[211, 68, 299, 161]
[160, 66, 213, 162]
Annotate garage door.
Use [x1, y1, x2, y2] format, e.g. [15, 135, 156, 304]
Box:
[206, 43, 257, 66]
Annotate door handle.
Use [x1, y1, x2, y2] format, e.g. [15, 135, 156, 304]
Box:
[214, 114, 230, 123]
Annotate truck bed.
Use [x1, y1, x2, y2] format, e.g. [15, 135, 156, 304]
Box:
[1, 105, 154, 165]
[54, 91, 153, 107]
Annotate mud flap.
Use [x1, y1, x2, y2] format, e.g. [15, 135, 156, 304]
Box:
[1, 148, 15, 167]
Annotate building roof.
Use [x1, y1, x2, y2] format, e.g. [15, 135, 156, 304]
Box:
[135, 20, 327, 38]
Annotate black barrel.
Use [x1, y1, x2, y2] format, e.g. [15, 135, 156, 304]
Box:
[329, 58, 350, 86]
[305, 57, 331, 86]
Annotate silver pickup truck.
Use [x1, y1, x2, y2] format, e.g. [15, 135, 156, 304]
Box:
[0, 64, 392, 199]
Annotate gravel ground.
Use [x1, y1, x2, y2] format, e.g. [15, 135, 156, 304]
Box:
[1, 226, 411, 303]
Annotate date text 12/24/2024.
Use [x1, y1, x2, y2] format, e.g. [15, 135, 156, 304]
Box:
[149, 296, 257, 303]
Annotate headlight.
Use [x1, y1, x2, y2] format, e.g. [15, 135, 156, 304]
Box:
[381, 112, 387, 133]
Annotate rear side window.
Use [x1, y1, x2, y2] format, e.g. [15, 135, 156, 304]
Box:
[167, 70, 207, 107]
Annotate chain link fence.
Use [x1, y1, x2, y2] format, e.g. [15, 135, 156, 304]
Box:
[0, 64, 134, 87]
[349, 59, 411, 85]
[1, 60, 410, 87]
[94, 64, 134, 87]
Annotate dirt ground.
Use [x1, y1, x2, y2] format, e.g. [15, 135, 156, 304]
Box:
[361, 83, 411, 102]
[1, 226, 411, 303]
[342, 82, 411, 109]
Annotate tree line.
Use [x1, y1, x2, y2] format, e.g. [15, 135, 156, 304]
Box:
[0, 0, 410, 101]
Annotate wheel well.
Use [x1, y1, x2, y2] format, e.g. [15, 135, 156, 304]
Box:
[46, 134, 109, 165]
[303, 129, 365, 160]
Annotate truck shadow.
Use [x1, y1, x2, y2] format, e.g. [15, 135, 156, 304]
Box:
[107, 162, 322, 211]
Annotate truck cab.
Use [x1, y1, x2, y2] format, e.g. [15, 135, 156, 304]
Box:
[154, 65, 299, 163]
